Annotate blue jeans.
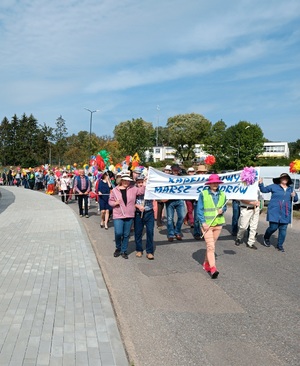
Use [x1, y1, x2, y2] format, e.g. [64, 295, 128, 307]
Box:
[264, 222, 288, 249]
[114, 218, 133, 253]
[134, 210, 154, 254]
[193, 201, 201, 238]
[231, 200, 240, 235]
[166, 200, 185, 238]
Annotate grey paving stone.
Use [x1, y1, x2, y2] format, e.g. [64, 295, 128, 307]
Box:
[0, 187, 128, 366]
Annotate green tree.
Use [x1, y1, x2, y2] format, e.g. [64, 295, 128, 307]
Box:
[202, 119, 228, 170]
[15, 113, 41, 166]
[36, 123, 54, 165]
[166, 113, 211, 161]
[0, 116, 12, 165]
[222, 121, 264, 170]
[156, 126, 170, 146]
[0, 114, 52, 166]
[53, 115, 68, 166]
[289, 140, 300, 159]
[114, 118, 155, 162]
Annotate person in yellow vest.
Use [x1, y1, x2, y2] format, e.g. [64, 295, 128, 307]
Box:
[197, 174, 227, 279]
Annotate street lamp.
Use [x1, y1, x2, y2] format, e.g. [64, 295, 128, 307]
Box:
[230, 144, 240, 170]
[230, 125, 251, 169]
[156, 105, 160, 147]
[84, 108, 99, 156]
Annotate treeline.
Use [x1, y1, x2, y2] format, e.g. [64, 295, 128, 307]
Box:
[0, 114, 53, 167]
[1, 113, 299, 170]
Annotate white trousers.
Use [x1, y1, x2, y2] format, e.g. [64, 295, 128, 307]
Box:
[237, 207, 260, 246]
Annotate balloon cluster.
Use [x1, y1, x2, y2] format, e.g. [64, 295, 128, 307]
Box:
[289, 159, 300, 174]
[113, 153, 142, 173]
[205, 155, 216, 166]
[240, 167, 257, 186]
[87, 150, 112, 177]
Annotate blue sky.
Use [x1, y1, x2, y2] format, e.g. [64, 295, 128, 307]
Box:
[0, 0, 299, 142]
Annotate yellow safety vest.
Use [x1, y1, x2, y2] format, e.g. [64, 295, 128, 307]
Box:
[202, 189, 226, 226]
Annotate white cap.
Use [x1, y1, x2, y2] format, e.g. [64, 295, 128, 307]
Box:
[187, 167, 195, 172]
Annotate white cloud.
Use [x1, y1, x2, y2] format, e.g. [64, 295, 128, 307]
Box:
[0, 0, 299, 142]
[84, 40, 271, 92]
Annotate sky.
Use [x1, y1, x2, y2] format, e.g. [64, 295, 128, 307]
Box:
[0, 0, 299, 143]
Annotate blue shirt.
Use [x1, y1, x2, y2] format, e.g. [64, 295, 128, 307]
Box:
[136, 195, 153, 212]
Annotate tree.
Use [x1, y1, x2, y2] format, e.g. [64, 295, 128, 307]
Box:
[166, 113, 211, 161]
[16, 113, 41, 166]
[202, 119, 228, 170]
[53, 115, 68, 166]
[222, 121, 264, 170]
[156, 126, 170, 146]
[289, 140, 300, 159]
[36, 123, 54, 165]
[114, 118, 155, 162]
[0, 116, 12, 166]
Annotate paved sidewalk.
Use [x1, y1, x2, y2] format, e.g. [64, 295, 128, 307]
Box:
[0, 187, 128, 366]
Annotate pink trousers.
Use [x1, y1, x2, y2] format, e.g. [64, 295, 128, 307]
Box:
[202, 225, 222, 268]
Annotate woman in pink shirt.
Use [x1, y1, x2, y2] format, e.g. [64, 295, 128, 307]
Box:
[109, 172, 145, 259]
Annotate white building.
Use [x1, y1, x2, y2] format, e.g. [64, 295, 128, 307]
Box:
[145, 141, 290, 163]
[259, 142, 289, 159]
[145, 144, 207, 163]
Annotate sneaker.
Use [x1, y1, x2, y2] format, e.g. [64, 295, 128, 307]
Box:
[235, 238, 241, 246]
[79, 215, 83, 218]
[263, 237, 270, 247]
[146, 253, 154, 260]
[175, 234, 182, 240]
[210, 266, 219, 279]
[194, 235, 201, 240]
[113, 249, 121, 257]
[121, 252, 128, 259]
[246, 244, 258, 250]
[168, 237, 174, 242]
[277, 247, 285, 252]
[202, 262, 211, 272]
[136, 251, 143, 258]
[85, 215, 89, 218]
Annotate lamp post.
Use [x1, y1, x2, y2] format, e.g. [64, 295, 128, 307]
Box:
[156, 105, 160, 147]
[84, 108, 99, 156]
[230, 144, 240, 170]
[230, 125, 251, 169]
[49, 142, 52, 166]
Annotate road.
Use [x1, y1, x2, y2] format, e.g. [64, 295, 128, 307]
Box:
[69, 197, 300, 366]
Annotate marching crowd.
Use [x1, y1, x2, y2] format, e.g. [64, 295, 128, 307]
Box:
[1, 164, 298, 279]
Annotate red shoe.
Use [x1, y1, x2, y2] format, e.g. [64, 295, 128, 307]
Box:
[210, 266, 219, 279]
[202, 262, 211, 272]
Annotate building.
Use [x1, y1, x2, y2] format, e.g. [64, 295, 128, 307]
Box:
[146, 141, 289, 163]
[259, 142, 289, 159]
[145, 144, 207, 163]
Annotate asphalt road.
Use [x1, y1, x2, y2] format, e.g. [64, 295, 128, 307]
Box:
[67, 198, 300, 366]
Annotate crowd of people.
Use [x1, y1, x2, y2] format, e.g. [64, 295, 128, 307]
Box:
[1, 164, 298, 279]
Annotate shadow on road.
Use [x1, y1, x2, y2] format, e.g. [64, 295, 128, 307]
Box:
[0, 188, 15, 214]
[192, 248, 206, 265]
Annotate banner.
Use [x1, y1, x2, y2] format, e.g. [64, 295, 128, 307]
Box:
[145, 167, 260, 200]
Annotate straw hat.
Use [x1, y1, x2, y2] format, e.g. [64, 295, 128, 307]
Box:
[197, 164, 208, 173]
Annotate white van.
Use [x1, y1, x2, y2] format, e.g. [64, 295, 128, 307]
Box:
[258, 166, 300, 203]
